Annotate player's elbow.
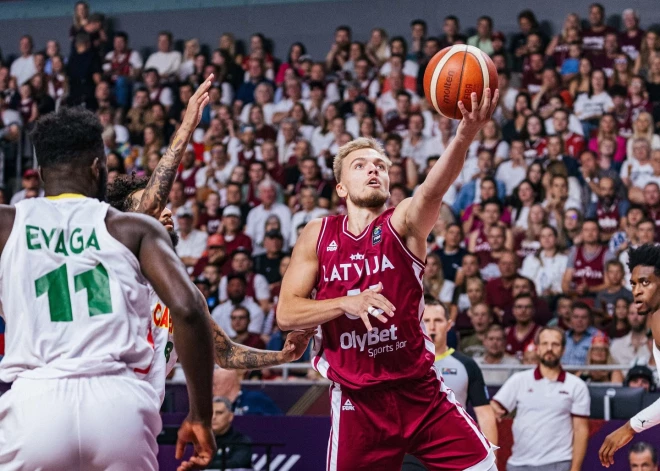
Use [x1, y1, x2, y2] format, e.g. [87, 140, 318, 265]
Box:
[169, 295, 208, 327]
[275, 298, 299, 331]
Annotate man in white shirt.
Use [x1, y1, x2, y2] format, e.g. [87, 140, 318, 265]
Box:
[245, 180, 292, 256]
[102, 31, 143, 81]
[272, 79, 303, 124]
[10, 35, 36, 86]
[144, 31, 182, 79]
[175, 207, 208, 269]
[290, 186, 329, 247]
[211, 274, 265, 336]
[492, 326, 590, 471]
[495, 139, 527, 196]
[218, 248, 271, 313]
[402, 113, 433, 171]
[475, 325, 521, 385]
[610, 304, 651, 371]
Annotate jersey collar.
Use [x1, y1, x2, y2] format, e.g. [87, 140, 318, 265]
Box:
[435, 348, 454, 362]
[45, 193, 85, 200]
[534, 366, 566, 382]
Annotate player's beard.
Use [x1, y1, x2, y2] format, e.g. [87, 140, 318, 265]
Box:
[169, 230, 180, 248]
[349, 189, 389, 209]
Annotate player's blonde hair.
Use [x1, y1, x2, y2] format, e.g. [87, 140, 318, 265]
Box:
[333, 137, 390, 183]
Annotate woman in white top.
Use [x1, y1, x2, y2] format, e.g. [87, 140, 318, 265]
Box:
[468, 119, 510, 165]
[520, 225, 568, 297]
[178, 39, 199, 82]
[239, 82, 275, 125]
[310, 103, 340, 157]
[365, 28, 390, 67]
[573, 69, 614, 137]
[423, 253, 455, 304]
[510, 179, 539, 231]
[626, 111, 660, 157]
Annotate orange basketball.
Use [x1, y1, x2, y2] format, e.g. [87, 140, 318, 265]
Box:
[423, 45, 498, 120]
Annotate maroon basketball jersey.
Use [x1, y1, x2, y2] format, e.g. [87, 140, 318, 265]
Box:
[572, 245, 606, 288]
[505, 324, 541, 360]
[596, 201, 620, 236]
[472, 227, 491, 263]
[313, 208, 434, 389]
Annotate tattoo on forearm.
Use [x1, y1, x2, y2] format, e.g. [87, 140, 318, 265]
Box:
[137, 135, 185, 216]
[212, 324, 283, 369]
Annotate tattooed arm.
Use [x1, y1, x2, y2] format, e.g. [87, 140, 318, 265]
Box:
[136, 75, 213, 217]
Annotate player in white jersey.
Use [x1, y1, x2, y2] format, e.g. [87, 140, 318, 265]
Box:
[600, 243, 660, 467]
[0, 107, 217, 471]
[106, 174, 314, 402]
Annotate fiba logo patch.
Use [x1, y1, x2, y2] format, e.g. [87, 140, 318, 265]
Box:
[372, 225, 382, 245]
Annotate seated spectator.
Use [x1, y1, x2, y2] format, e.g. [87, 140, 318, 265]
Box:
[202, 264, 221, 311]
[586, 177, 629, 243]
[451, 253, 482, 314]
[175, 207, 208, 269]
[213, 367, 282, 415]
[212, 273, 266, 337]
[505, 293, 541, 361]
[219, 248, 270, 311]
[594, 260, 633, 318]
[562, 302, 601, 366]
[460, 302, 492, 358]
[289, 157, 332, 209]
[514, 204, 546, 260]
[230, 307, 266, 350]
[245, 180, 292, 255]
[467, 16, 494, 55]
[435, 223, 467, 283]
[561, 219, 615, 298]
[611, 304, 651, 370]
[578, 333, 624, 384]
[289, 186, 329, 247]
[475, 325, 521, 385]
[453, 277, 486, 336]
[10, 169, 43, 205]
[495, 140, 527, 197]
[423, 253, 455, 304]
[628, 442, 659, 471]
[573, 69, 614, 138]
[602, 297, 632, 340]
[191, 233, 226, 278]
[546, 108, 585, 157]
[253, 230, 285, 286]
[467, 199, 513, 257]
[209, 396, 253, 470]
[454, 150, 506, 211]
[625, 365, 656, 392]
[236, 57, 274, 107]
[520, 225, 568, 297]
[621, 139, 654, 191]
[461, 178, 511, 236]
[484, 251, 518, 318]
[543, 173, 581, 229]
[500, 275, 553, 327]
[548, 294, 573, 330]
[144, 31, 182, 79]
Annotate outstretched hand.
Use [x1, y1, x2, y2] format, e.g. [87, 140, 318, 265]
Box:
[281, 329, 316, 362]
[180, 74, 213, 133]
[456, 88, 499, 137]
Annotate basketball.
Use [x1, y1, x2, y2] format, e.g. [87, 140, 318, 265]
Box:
[423, 45, 499, 120]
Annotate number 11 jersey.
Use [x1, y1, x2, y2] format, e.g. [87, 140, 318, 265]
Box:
[0, 196, 154, 382]
[312, 208, 435, 389]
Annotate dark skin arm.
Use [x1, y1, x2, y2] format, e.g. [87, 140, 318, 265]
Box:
[136, 75, 213, 218]
[106, 209, 215, 470]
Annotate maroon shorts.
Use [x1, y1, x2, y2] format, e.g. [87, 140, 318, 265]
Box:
[326, 368, 495, 471]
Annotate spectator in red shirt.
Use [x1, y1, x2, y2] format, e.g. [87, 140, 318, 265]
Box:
[485, 250, 518, 321]
[230, 306, 266, 350]
[505, 293, 542, 360]
[191, 233, 226, 278]
[220, 205, 253, 270]
[521, 53, 544, 95]
[582, 3, 616, 58]
[383, 90, 411, 136]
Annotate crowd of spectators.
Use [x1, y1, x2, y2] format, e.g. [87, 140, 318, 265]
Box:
[2, 1, 660, 386]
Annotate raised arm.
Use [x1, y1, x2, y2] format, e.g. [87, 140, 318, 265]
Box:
[277, 219, 395, 332]
[136, 75, 213, 217]
[391, 89, 499, 246]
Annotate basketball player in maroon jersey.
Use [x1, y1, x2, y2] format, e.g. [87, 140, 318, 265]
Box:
[278, 90, 499, 471]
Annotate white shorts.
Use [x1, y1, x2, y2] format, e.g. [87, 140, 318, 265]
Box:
[0, 373, 162, 471]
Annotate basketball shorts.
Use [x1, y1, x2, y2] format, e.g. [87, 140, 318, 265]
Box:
[0, 373, 161, 471]
[326, 368, 497, 471]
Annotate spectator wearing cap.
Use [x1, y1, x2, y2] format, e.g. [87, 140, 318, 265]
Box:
[175, 144, 200, 201]
[562, 302, 602, 366]
[625, 365, 656, 392]
[10, 169, 43, 205]
[492, 326, 590, 471]
[289, 186, 329, 247]
[220, 205, 252, 265]
[577, 333, 624, 384]
[208, 396, 253, 470]
[611, 304, 651, 372]
[468, 16, 494, 55]
[628, 442, 658, 471]
[230, 306, 266, 350]
[10, 35, 36, 87]
[253, 230, 285, 287]
[475, 325, 521, 385]
[191, 233, 225, 278]
[245, 180, 291, 256]
[144, 31, 182, 80]
[219, 248, 270, 313]
[212, 273, 265, 336]
[223, 182, 252, 226]
[175, 206, 208, 269]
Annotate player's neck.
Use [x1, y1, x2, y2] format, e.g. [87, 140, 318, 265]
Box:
[346, 205, 385, 235]
[43, 168, 94, 198]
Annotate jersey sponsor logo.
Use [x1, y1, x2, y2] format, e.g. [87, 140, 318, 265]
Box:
[372, 225, 382, 245]
[559, 390, 570, 395]
[340, 325, 407, 358]
[342, 399, 355, 411]
[152, 302, 174, 335]
[322, 254, 395, 282]
[25, 224, 101, 255]
[441, 367, 457, 375]
[349, 253, 364, 261]
[327, 240, 338, 252]
[573, 266, 604, 280]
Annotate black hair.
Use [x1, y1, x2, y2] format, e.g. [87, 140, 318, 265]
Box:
[629, 244, 660, 277]
[30, 107, 103, 169]
[410, 19, 427, 31]
[629, 442, 658, 464]
[227, 272, 247, 284]
[114, 31, 128, 42]
[481, 197, 502, 212]
[158, 31, 173, 42]
[336, 25, 352, 35]
[385, 133, 403, 145]
[106, 173, 149, 212]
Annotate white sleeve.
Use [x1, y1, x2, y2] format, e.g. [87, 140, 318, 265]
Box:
[130, 51, 144, 70]
[495, 141, 510, 161]
[492, 373, 520, 413]
[218, 277, 228, 303]
[160, 87, 173, 107]
[195, 167, 209, 189]
[570, 378, 591, 417]
[631, 398, 660, 432]
[253, 274, 271, 301]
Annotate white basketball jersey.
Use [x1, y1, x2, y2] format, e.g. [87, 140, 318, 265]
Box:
[0, 196, 154, 382]
[136, 288, 178, 403]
